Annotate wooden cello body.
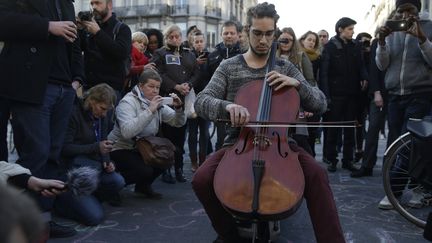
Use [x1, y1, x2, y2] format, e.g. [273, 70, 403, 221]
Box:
[213, 43, 305, 221]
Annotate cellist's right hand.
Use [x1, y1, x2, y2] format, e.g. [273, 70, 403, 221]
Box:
[225, 104, 250, 127]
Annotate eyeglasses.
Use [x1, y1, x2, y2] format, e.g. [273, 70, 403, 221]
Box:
[251, 29, 275, 40]
[318, 35, 328, 38]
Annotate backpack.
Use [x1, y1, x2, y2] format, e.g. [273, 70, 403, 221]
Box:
[113, 21, 132, 76]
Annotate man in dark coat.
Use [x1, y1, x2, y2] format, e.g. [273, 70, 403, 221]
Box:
[320, 17, 368, 172]
[0, 0, 84, 238]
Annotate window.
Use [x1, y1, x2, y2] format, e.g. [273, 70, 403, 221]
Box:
[207, 24, 217, 48]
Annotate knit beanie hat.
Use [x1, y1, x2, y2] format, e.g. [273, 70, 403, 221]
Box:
[396, 0, 421, 11]
[335, 17, 357, 34]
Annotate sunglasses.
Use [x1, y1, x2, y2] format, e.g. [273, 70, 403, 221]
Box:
[278, 38, 293, 44]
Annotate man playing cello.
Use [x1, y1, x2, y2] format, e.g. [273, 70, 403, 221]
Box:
[192, 2, 345, 243]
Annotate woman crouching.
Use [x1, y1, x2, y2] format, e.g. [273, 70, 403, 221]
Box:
[109, 69, 186, 198]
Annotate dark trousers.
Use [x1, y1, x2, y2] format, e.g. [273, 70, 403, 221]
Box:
[215, 122, 226, 151]
[187, 117, 210, 157]
[10, 84, 75, 212]
[387, 94, 432, 146]
[361, 100, 386, 169]
[0, 98, 9, 161]
[307, 114, 321, 157]
[110, 149, 164, 188]
[324, 96, 358, 163]
[162, 123, 187, 170]
[192, 144, 345, 243]
[387, 94, 432, 194]
[55, 156, 125, 225]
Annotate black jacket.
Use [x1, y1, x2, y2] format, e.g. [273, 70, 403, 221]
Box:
[207, 42, 243, 76]
[150, 46, 199, 97]
[61, 99, 110, 163]
[192, 49, 211, 93]
[319, 36, 368, 98]
[0, 0, 83, 104]
[80, 13, 131, 91]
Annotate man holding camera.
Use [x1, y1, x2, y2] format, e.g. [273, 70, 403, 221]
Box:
[376, 0, 432, 208]
[78, 0, 131, 94]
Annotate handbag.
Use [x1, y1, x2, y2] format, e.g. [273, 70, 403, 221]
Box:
[136, 136, 175, 169]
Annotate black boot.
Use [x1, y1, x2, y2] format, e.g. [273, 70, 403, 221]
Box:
[327, 160, 338, 172]
[175, 168, 187, 182]
[342, 161, 357, 172]
[350, 167, 373, 177]
[161, 169, 176, 184]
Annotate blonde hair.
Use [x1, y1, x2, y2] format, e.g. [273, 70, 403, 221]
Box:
[132, 32, 148, 45]
[163, 24, 182, 44]
[83, 83, 116, 110]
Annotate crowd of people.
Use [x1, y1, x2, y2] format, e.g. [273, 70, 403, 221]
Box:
[1, 0, 432, 242]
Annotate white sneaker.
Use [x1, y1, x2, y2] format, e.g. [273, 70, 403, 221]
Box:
[378, 196, 394, 210]
[406, 187, 425, 208]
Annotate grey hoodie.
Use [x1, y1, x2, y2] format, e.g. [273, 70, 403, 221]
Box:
[376, 14, 432, 96]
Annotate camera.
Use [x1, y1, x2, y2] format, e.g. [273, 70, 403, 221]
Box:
[385, 19, 413, 32]
[78, 11, 93, 21]
[362, 40, 371, 48]
[199, 51, 209, 58]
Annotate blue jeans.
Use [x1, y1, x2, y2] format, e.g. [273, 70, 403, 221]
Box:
[11, 83, 76, 176]
[10, 83, 76, 212]
[55, 156, 125, 225]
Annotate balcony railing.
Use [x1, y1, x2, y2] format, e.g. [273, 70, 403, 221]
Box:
[171, 4, 189, 15]
[205, 6, 222, 18]
[114, 4, 171, 18]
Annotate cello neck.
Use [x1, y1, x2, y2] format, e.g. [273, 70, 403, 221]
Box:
[257, 41, 278, 122]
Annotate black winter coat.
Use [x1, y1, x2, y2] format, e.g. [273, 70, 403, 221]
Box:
[150, 46, 199, 97]
[0, 0, 83, 104]
[79, 13, 131, 91]
[61, 100, 110, 163]
[319, 36, 368, 98]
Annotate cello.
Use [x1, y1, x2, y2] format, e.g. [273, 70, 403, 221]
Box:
[213, 42, 305, 222]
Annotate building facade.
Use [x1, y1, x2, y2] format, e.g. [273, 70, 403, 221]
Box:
[364, 0, 431, 36]
[75, 0, 257, 48]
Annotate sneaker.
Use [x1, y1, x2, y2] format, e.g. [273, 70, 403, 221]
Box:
[378, 196, 393, 210]
[407, 187, 425, 208]
[49, 221, 77, 238]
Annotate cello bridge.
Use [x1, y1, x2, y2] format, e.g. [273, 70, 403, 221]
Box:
[253, 136, 272, 147]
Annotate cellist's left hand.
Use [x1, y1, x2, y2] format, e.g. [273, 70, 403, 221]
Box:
[266, 71, 300, 91]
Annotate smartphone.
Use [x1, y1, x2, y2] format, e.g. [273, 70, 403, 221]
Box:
[200, 51, 209, 58]
[385, 20, 411, 32]
[161, 97, 173, 106]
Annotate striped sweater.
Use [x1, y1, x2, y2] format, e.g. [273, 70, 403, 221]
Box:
[195, 54, 327, 145]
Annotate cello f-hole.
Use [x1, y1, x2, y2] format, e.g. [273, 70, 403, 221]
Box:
[273, 131, 288, 158]
[235, 130, 252, 155]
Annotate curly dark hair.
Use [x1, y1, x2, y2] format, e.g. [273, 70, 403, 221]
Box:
[246, 2, 279, 29]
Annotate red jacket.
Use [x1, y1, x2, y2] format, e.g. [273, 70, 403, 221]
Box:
[129, 46, 149, 76]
